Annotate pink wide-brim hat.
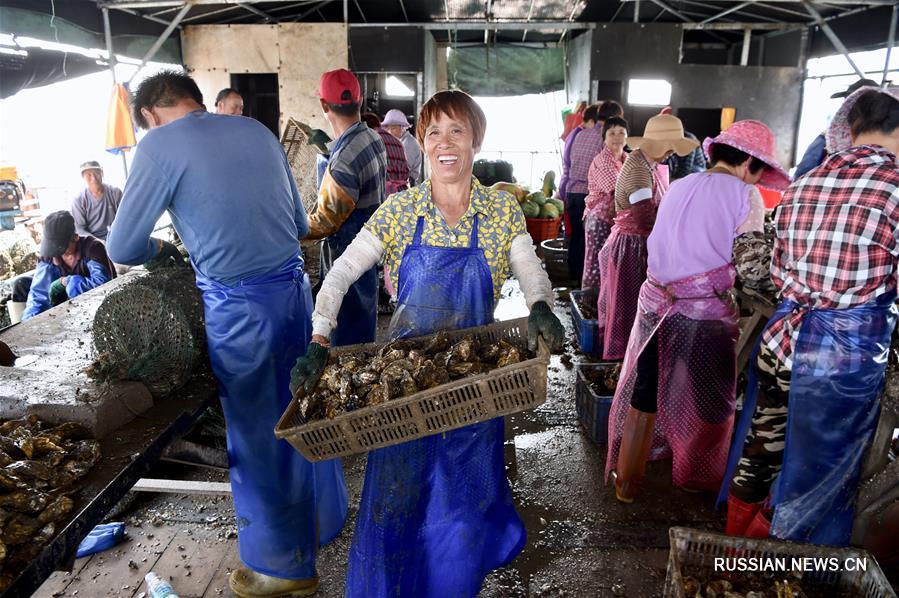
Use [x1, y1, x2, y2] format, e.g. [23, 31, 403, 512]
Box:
[827, 85, 899, 153]
[703, 120, 790, 191]
[381, 109, 411, 128]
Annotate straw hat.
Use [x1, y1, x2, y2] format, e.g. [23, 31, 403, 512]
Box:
[827, 85, 899, 153]
[703, 120, 790, 191]
[626, 114, 698, 158]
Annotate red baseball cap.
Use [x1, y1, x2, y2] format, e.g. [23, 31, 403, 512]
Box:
[319, 69, 362, 105]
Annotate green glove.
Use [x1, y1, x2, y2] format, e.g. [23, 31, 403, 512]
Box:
[49, 279, 68, 306]
[143, 241, 185, 271]
[290, 342, 329, 397]
[528, 300, 565, 352]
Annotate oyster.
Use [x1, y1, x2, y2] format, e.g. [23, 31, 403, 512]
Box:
[423, 331, 450, 353]
[479, 344, 500, 362]
[0, 470, 25, 491]
[47, 422, 91, 441]
[338, 371, 355, 399]
[6, 460, 52, 483]
[32, 434, 66, 456]
[381, 349, 406, 364]
[448, 337, 478, 362]
[321, 364, 342, 393]
[352, 370, 379, 386]
[407, 350, 427, 370]
[0, 488, 48, 513]
[0, 538, 5, 565]
[337, 355, 362, 370]
[0, 449, 12, 468]
[448, 361, 478, 378]
[496, 343, 522, 368]
[2, 513, 39, 544]
[0, 415, 39, 436]
[299, 393, 325, 422]
[37, 496, 74, 525]
[366, 384, 388, 406]
[0, 437, 25, 461]
[8, 427, 34, 459]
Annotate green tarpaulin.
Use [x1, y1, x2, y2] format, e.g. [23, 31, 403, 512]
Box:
[447, 45, 564, 96]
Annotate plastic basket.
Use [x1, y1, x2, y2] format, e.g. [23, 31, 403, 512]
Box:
[275, 318, 549, 462]
[526, 216, 562, 244]
[540, 237, 570, 287]
[664, 527, 897, 598]
[570, 289, 600, 355]
[575, 362, 616, 445]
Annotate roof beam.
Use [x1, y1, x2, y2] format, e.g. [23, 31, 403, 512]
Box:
[100, 0, 322, 8]
[644, 0, 692, 22]
[352, 0, 366, 22]
[683, 22, 805, 30]
[397, 0, 409, 23]
[804, 2, 867, 78]
[236, 2, 278, 22]
[347, 21, 597, 30]
[701, 1, 753, 24]
[126, 2, 191, 83]
[115, 6, 179, 26]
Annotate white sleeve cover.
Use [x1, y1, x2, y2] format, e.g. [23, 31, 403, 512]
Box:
[509, 234, 554, 309]
[628, 187, 653, 205]
[311, 228, 385, 339]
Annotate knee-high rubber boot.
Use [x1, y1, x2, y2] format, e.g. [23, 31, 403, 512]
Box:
[725, 494, 763, 536]
[744, 508, 771, 538]
[614, 407, 656, 503]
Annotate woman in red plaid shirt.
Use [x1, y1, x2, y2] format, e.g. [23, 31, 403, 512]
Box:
[721, 87, 899, 546]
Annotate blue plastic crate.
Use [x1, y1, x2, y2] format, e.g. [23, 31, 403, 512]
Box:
[575, 362, 618, 445]
[570, 289, 600, 355]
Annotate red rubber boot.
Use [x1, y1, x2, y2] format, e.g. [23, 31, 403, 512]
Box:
[725, 494, 763, 536]
[743, 508, 772, 538]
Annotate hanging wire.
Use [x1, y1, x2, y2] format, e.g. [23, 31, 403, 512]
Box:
[49, 0, 67, 76]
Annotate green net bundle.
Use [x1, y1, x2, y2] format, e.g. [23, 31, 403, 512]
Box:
[88, 268, 206, 397]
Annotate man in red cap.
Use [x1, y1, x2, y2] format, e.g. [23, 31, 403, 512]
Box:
[304, 68, 386, 347]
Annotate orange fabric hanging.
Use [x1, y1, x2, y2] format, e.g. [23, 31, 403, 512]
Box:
[105, 83, 136, 154]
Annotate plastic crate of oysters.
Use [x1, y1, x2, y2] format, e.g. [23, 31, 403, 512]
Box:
[275, 317, 550, 461]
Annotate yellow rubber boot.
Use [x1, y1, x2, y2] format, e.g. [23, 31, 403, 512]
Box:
[229, 567, 319, 597]
[613, 407, 656, 503]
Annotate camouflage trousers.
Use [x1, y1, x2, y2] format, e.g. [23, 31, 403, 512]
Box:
[729, 343, 791, 503]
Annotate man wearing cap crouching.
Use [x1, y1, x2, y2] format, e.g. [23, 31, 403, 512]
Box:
[21, 210, 117, 320]
[305, 69, 387, 347]
[71, 160, 123, 242]
[382, 108, 423, 185]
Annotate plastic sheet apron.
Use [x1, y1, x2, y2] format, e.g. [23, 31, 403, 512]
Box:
[346, 215, 526, 597]
[195, 256, 348, 578]
[596, 200, 657, 360]
[605, 264, 739, 489]
[718, 292, 897, 545]
[320, 206, 378, 347]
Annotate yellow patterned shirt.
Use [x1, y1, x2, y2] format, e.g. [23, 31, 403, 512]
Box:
[364, 179, 527, 304]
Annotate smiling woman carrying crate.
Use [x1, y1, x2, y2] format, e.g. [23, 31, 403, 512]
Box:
[290, 90, 564, 598]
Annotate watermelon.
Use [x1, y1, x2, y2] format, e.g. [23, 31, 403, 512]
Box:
[548, 198, 564, 214]
[521, 201, 540, 218]
[540, 203, 560, 219]
[527, 191, 547, 206]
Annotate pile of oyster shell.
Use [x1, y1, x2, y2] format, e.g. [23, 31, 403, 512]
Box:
[298, 331, 532, 422]
[0, 416, 101, 591]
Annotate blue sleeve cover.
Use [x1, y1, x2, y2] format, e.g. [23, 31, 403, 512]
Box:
[66, 260, 112, 297]
[106, 147, 171, 265]
[22, 262, 60, 320]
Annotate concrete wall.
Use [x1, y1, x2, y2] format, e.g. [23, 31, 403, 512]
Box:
[181, 23, 348, 133]
[566, 30, 593, 104]
[588, 23, 802, 166]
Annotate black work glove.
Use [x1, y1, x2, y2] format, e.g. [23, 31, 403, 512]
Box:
[290, 342, 329, 397]
[528, 300, 565, 352]
[143, 241, 186, 271]
[49, 279, 68, 306]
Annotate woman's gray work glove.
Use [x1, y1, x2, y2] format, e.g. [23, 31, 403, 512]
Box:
[289, 342, 329, 397]
[528, 301, 565, 352]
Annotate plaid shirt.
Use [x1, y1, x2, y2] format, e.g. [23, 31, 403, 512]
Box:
[376, 128, 410, 196]
[567, 126, 605, 195]
[763, 145, 899, 367]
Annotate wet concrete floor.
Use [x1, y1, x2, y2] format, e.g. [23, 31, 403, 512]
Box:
[43, 289, 897, 597]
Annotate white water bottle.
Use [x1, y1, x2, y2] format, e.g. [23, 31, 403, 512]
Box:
[145, 572, 179, 598]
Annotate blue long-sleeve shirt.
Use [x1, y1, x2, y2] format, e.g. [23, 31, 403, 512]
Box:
[23, 236, 115, 320]
[793, 133, 827, 180]
[107, 111, 308, 285]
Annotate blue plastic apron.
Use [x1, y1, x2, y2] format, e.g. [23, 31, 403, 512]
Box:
[719, 292, 896, 545]
[195, 256, 348, 578]
[320, 205, 378, 347]
[346, 215, 526, 597]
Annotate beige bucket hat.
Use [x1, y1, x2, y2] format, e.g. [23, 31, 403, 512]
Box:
[626, 114, 699, 157]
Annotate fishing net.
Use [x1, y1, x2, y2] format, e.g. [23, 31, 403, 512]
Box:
[281, 117, 322, 215]
[89, 267, 206, 397]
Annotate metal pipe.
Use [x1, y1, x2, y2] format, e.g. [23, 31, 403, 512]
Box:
[103, 8, 129, 178]
[683, 22, 804, 30]
[343, 0, 348, 23]
[127, 3, 192, 84]
[701, 1, 752, 24]
[101, 0, 326, 7]
[645, 0, 691, 22]
[740, 28, 751, 65]
[347, 21, 597, 30]
[397, 0, 409, 22]
[633, 0, 640, 23]
[116, 7, 177, 26]
[804, 3, 867, 79]
[884, 3, 897, 86]
[236, 2, 278, 22]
